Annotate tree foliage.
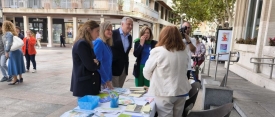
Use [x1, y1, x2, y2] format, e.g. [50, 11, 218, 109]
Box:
[171, 0, 236, 29]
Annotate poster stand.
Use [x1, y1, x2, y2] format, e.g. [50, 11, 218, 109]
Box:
[214, 29, 233, 61]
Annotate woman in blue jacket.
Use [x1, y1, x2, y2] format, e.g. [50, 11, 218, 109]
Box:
[133, 26, 157, 87]
[93, 21, 113, 89]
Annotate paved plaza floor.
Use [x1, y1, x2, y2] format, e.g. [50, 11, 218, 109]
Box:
[0, 45, 137, 117]
[0, 45, 274, 117]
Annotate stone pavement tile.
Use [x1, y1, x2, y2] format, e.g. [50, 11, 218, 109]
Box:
[260, 102, 275, 116]
[0, 89, 75, 105]
[5, 100, 63, 115]
[234, 100, 273, 117]
[0, 97, 20, 108]
[0, 107, 19, 117]
[45, 105, 77, 117]
[14, 112, 47, 117]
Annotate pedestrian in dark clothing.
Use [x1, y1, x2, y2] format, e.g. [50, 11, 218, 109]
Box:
[16, 26, 24, 40]
[60, 33, 66, 47]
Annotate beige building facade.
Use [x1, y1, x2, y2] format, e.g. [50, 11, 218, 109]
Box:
[230, 0, 275, 91]
[1, 0, 176, 46]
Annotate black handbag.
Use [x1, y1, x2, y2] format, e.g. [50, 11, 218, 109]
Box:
[133, 62, 138, 78]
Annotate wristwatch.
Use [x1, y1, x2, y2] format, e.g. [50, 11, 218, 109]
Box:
[186, 41, 191, 44]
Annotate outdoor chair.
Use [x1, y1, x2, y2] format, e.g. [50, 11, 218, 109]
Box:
[183, 82, 201, 117]
[186, 103, 234, 117]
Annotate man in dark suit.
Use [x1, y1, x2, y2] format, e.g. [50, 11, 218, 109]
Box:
[111, 17, 133, 88]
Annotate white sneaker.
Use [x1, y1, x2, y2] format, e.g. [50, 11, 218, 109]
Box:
[26, 69, 29, 72]
[32, 69, 36, 73]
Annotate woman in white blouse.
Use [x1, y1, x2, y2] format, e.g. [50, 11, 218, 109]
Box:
[143, 26, 191, 117]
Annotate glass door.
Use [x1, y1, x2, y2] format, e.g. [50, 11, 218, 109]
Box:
[53, 24, 62, 43]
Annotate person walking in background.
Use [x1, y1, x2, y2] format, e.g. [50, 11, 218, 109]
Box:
[16, 26, 24, 40]
[133, 26, 157, 87]
[0, 22, 12, 82]
[22, 30, 37, 73]
[111, 17, 133, 88]
[143, 26, 191, 117]
[60, 33, 66, 47]
[70, 20, 101, 97]
[36, 31, 42, 49]
[191, 36, 206, 82]
[93, 21, 113, 89]
[2, 21, 25, 85]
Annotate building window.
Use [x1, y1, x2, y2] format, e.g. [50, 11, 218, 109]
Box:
[154, 2, 159, 12]
[165, 9, 168, 21]
[161, 7, 164, 19]
[245, 0, 263, 38]
[146, 0, 149, 6]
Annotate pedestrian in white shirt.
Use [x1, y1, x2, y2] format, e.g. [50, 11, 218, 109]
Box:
[143, 26, 191, 117]
[36, 32, 42, 49]
[181, 22, 196, 80]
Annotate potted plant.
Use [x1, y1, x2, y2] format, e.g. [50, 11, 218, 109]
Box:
[118, 0, 124, 11]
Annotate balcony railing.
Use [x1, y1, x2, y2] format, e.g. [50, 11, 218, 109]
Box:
[2, 0, 159, 21]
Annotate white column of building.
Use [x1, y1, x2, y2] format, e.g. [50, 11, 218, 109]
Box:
[12, 17, 16, 25]
[253, 0, 273, 73]
[73, 17, 78, 41]
[152, 23, 159, 41]
[100, 17, 105, 23]
[132, 21, 139, 41]
[23, 16, 29, 36]
[2, 15, 6, 21]
[47, 16, 53, 47]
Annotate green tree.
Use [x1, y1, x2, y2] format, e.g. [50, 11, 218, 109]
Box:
[171, 0, 235, 29]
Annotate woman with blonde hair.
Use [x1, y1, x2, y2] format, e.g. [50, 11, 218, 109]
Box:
[70, 20, 101, 97]
[22, 30, 37, 73]
[93, 21, 113, 89]
[143, 26, 191, 117]
[133, 26, 157, 87]
[2, 21, 25, 85]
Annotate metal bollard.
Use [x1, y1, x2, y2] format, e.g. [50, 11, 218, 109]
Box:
[214, 53, 219, 81]
[224, 51, 232, 86]
[270, 59, 274, 79]
[201, 55, 206, 74]
[207, 55, 211, 76]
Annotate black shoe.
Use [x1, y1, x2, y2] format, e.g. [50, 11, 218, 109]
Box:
[8, 79, 19, 85]
[7, 76, 12, 82]
[0, 77, 8, 82]
[19, 78, 23, 83]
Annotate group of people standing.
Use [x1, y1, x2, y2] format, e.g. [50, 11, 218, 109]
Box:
[0, 21, 37, 85]
[70, 17, 206, 117]
[71, 17, 134, 96]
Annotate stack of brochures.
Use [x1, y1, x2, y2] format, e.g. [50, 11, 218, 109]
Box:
[125, 104, 151, 113]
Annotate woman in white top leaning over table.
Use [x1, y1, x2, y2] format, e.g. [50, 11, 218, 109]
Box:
[143, 26, 191, 117]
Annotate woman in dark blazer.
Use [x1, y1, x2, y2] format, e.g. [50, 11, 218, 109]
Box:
[133, 26, 157, 87]
[70, 20, 101, 97]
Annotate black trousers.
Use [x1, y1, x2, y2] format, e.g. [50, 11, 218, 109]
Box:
[60, 39, 66, 47]
[25, 50, 36, 70]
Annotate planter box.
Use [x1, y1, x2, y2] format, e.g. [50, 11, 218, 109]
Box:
[234, 44, 256, 53]
[263, 46, 275, 57]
